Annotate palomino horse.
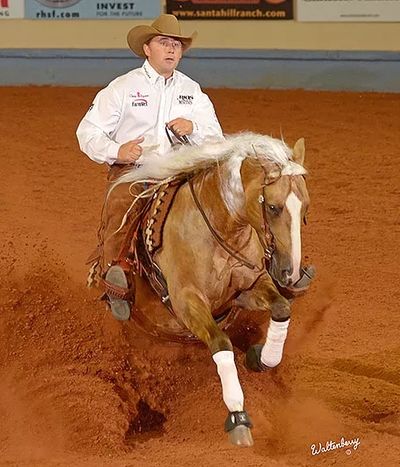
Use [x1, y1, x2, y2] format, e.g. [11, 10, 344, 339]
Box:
[114, 132, 309, 446]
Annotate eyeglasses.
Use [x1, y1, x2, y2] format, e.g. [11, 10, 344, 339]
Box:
[152, 37, 183, 50]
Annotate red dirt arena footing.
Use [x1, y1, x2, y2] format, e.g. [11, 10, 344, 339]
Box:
[0, 87, 399, 466]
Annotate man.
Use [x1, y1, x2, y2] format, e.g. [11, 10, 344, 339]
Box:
[76, 14, 224, 320]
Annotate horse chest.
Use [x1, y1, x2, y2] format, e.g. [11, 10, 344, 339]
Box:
[208, 255, 261, 307]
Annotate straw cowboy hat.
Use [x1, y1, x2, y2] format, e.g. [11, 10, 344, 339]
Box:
[127, 14, 197, 58]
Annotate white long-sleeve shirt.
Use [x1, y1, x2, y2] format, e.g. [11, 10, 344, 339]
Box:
[76, 60, 223, 165]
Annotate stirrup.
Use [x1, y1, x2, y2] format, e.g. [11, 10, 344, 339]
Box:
[103, 265, 133, 321]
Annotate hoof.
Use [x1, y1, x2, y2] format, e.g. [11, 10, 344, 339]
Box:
[225, 411, 254, 447]
[277, 265, 316, 300]
[294, 264, 316, 289]
[228, 425, 254, 447]
[245, 344, 270, 372]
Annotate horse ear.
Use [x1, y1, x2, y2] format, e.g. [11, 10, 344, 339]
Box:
[293, 138, 305, 166]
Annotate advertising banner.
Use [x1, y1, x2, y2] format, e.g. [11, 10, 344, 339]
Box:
[25, 0, 161, 20]
[166, 0, 293, 20]
[297, 0, 400, 22]
[0, 0, 24, 19]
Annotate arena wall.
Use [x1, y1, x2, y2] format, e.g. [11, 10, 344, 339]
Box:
[0, 8, 399, 90]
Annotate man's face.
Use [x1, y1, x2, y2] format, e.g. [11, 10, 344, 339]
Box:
[143, 35, 183, 78]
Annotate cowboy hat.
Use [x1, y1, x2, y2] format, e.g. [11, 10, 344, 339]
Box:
[127, 14, 197, 58]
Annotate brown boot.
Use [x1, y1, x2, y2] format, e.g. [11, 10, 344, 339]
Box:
[99, 165, 146, 320]
[103, 265, 133, 320]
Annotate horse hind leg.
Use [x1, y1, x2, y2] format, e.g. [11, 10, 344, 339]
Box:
[175, 289, 253, 446]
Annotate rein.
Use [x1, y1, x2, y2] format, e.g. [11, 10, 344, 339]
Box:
[257, 192, 275, 264]
[165, 125, 275, 271]
[187, 177, 262, 271]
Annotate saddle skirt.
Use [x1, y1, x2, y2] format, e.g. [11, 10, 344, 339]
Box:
[141, 178, 184, 254]
[134, 177, 185, 312]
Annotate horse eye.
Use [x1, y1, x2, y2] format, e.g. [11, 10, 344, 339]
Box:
[303, 215, 307, 225]
[268, 205, 281, 216]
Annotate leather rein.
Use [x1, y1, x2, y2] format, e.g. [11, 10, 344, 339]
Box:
[188, 177, 274, 271]
[165, 125, 275, 272]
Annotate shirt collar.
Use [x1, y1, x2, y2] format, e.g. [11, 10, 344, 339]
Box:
[142, 60, 176, 86]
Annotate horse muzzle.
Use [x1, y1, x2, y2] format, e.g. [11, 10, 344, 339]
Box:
[269, 254, 299, 288]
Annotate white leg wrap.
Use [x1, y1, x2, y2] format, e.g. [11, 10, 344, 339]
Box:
[212, 350, 244, 412]
[261, 318, 290, 368]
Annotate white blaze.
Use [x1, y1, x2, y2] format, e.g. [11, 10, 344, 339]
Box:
[285, 192, 302, 284]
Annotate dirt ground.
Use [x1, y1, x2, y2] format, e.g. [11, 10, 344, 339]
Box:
[0, 87, 399, 467]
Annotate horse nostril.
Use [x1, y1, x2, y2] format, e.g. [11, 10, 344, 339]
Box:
[281, 269, 292, 286]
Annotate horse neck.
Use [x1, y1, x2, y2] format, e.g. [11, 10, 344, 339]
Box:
[239, 158, 266, 231]
[193, 166, 249, 242]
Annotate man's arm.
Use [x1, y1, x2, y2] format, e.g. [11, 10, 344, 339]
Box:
[76, 84, 145, 165]
[190, 86, 224, 144]
[166, 86, 223, 144]
[76, 84, 123, 165]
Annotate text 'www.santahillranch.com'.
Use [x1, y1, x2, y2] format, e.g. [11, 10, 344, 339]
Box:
[172, 9, 288, 19]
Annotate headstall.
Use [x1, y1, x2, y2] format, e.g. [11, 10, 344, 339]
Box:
[166, 125, 276, 272]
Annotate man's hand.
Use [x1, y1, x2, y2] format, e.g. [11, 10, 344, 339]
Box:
[117, 136, 145, 164]
[167, 118, 193, 137]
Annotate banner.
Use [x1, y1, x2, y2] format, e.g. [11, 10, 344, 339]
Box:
[297, 0, 400, 22]
[0, 0, 24, 19]
[25, 0, 161, 20]
[166, 1, 293, 20]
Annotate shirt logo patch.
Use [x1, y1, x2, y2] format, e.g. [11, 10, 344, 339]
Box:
[178, 95, 193, 105]
[130, 91, 149, 98]
[131, 91, 149, 107]
[132, 99, 148, 107]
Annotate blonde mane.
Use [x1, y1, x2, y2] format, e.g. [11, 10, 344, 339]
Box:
[113, 132, 306, 218]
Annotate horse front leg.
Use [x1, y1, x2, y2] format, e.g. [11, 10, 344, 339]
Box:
[172, 288, 253, 446]
[234, 274, 291, 372]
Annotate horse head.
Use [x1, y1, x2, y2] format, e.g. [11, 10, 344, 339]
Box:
[241, 138, 309, 287]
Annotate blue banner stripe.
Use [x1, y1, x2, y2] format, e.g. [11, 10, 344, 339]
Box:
[25, 0, 161, 20]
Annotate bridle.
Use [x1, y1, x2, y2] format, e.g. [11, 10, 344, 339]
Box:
[188, 168, 276, 272]
[257, 191, 275, 266]
[165, 125, 276, 272]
